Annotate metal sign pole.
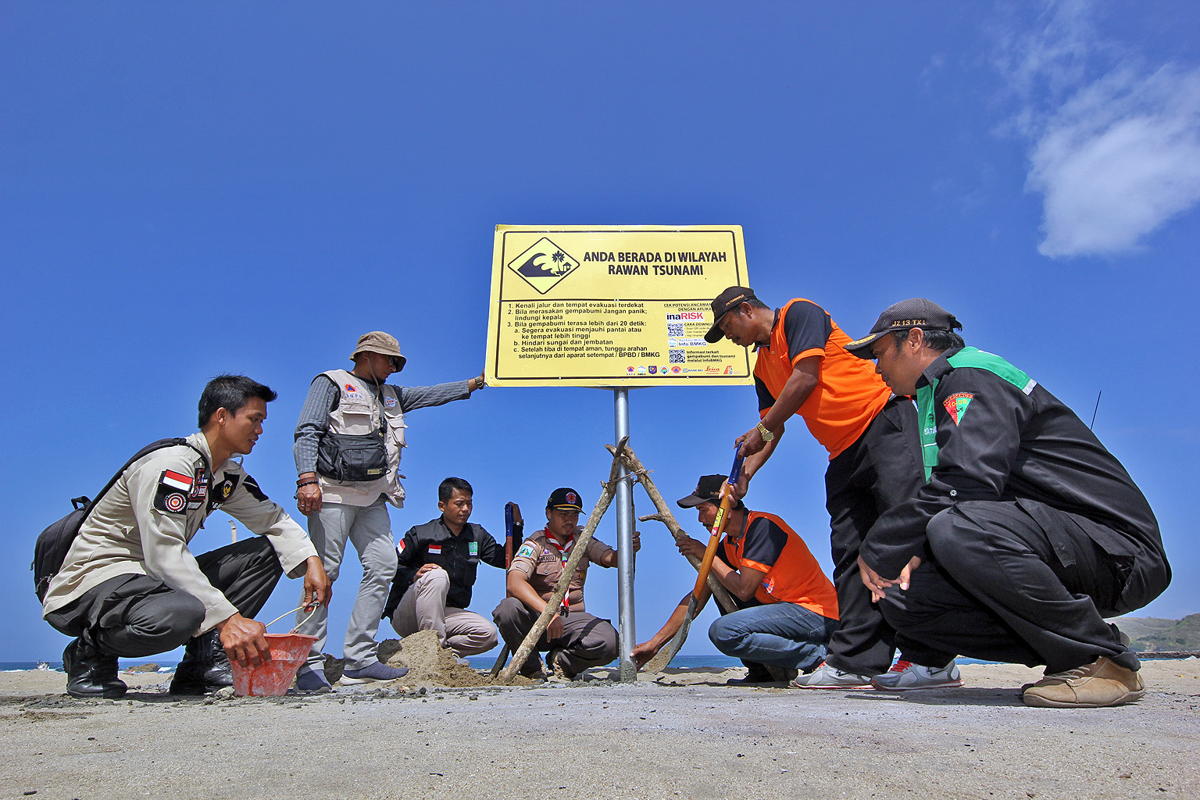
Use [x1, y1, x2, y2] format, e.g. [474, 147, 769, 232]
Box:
[613, 388, 637, 682]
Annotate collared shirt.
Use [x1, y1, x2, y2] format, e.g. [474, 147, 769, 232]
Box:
[42, 433, 317, 634]
[389, 517, 506, 611]
[508, 528, 615, 613]
[861, 348, 1169, 585]
[718, 511, 839, 619]
[753, 298, 891, 459]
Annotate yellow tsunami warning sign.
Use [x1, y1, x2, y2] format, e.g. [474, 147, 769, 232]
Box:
[486, 225, 754, 387]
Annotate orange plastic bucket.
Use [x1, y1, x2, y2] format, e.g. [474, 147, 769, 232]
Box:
[230, 633, 317, 697]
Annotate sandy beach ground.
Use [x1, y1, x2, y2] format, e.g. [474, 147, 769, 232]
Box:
[3, 657, 1197, 800]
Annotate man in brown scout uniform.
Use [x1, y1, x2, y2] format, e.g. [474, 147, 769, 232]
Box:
[492, 487, 639, 678]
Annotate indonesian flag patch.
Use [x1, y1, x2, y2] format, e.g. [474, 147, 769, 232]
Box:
[428, 544, 442, 555]
[944, 392, 975, 425]
[160, 470, 193, 492]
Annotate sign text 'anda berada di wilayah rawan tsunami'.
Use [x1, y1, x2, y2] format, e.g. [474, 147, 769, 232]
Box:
[486, 225, 754, 387]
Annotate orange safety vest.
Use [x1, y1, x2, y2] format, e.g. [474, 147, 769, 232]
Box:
[753, 298, 890, 459]
[722, 511, 838, 619]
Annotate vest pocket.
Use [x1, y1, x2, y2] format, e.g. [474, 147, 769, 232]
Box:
[316, 432, 389, 482]
[387, 416, 407, 448]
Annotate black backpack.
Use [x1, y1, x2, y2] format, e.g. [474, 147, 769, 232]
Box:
[32, 437, 203, 601]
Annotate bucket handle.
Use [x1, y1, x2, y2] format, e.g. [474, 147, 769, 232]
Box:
[261, 602, 321, 634]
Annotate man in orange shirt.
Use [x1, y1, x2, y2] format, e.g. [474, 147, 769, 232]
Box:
[632, 474, 838, 683]
[706, 286, 960, 690]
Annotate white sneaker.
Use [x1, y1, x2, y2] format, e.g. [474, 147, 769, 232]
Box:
[789, 661, 872, 689]
[871, 659, 963, 690]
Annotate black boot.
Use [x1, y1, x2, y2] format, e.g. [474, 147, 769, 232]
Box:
[63, 639, 126, 699]
[170, 631, 233, 695]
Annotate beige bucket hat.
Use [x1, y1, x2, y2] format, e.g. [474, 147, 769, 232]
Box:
[350, 331, 406, 370]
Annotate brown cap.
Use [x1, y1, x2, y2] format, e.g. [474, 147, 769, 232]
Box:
[704, 286, 759, 343]
[350, 331, 407, 370]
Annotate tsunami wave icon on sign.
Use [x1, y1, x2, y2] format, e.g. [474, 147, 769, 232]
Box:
[506, 237, 581, 295]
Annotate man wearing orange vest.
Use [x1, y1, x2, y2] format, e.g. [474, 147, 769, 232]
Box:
[632, 474, 838, 682]
[705, 286, 960, 690]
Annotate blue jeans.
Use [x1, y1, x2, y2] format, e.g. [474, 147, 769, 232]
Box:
[708, 603, 838, 671]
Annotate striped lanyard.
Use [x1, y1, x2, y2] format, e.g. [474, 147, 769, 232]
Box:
[543, 533, 576, 613]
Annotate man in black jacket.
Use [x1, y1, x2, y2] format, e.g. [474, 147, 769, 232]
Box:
[846, 299, 1170, 708]
[383, 477, 507, 658]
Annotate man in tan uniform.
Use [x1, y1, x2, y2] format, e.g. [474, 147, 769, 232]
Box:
[492, 487, 638, 679]
[42, 375, 330, 699]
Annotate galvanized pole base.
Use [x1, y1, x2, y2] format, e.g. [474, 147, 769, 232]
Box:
[614, 388, 637, 682]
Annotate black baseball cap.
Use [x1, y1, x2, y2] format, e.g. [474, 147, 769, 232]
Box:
[547, 487, 584, 512]
[844, 298, 962, 359]
[676, 474, 728, 508]
[704, 286, 759, 343]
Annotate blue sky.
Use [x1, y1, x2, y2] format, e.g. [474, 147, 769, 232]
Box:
[2, 1, 1197, 661]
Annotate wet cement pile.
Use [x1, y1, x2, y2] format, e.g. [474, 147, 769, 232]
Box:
[379, 630, 497, 688]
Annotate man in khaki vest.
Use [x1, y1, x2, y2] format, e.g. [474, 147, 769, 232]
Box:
[292, 331, 484, 690]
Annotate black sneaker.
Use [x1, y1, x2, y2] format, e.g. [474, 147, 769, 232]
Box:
[726, 662, 774, 686]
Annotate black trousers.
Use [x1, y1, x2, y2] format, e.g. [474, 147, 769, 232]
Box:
[823, 396, 945, 675]
[880, 500, 1149, 673]
[45, 536, 283, 658]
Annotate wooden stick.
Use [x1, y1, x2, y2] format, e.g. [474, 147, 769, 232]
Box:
[606, 444, 737, 613]
[496, 438, 628, 685]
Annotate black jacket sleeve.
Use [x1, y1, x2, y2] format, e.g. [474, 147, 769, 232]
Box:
[860, 367, 1034, 576]
[477, 525, 507, 569]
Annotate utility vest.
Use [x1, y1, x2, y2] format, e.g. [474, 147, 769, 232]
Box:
[915, 347, 1037, 482]
[317, 369, 408, 508]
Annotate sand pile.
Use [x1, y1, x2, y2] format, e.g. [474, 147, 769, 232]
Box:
[379, 631, 493, 688]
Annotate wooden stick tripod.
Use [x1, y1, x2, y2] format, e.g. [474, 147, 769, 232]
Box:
[494, 438, 736, 684]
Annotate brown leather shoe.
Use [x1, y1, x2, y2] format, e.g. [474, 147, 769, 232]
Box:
[1021, 656, 1145, 708]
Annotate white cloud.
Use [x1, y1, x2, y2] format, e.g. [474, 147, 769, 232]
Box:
[994, 1, 1200, 258]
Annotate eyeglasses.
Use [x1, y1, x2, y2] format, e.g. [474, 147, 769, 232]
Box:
[389, 357, 404, 371]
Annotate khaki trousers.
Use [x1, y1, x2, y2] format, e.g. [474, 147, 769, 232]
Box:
[390, 568, 498, 657]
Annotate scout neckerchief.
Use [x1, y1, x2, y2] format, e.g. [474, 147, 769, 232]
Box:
[915, 346, 1037, 482]
[543, 529, 576, 614]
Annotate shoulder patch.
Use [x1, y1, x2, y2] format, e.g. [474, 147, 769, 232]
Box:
[154, 482, 189, 516]
[943, 392, 975, 425]
[515, 542, 537, 560]
[207, 475, 242, 511]
[160, 469, 194, 492]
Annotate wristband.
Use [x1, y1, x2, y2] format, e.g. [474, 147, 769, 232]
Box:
[296, 480, 319, 489]
[755, 422, 776, 442]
